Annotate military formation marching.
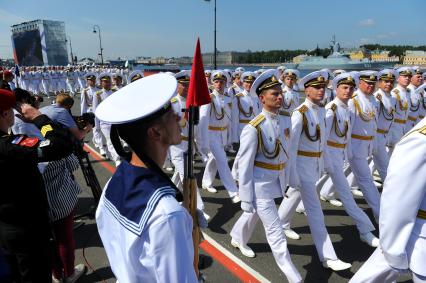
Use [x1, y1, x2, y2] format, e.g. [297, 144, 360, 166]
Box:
[3, 63, 426, 282]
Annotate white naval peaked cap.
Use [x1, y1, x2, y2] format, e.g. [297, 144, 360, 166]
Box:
[249, 69, 281, 97]
[332, 72, 358, 90]
[241, 71, 257, 83]
[320, 68, 332, 80]
[235, 67, 245, 72]
[377, 69, 396, 81]
[396, 66, 413, 77]
[298, 70, 329, 91]
[98, 71, 112, 83]
[211, 70, 228, 83]
[129, 70, 145, 82]
[112, 72, 124, 79]
[277, 65, 286, 71]
[411, 66, 423, 75]
[283, 69, 300, 78]
[84, 72, 97, 80]
[332, 69, 346, 77]
[174, 70, 191, 83]
[358, 70, 378, 83]
[95, 73, 177, 125]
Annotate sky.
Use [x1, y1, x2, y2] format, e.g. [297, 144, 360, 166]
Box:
[0, 0, 425, 60]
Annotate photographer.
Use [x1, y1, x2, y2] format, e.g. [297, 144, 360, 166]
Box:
[39, 93, 92, 283]
[0, 89, 74, 282]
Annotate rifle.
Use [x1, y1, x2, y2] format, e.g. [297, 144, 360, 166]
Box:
[182, 105, 201, 278]
[73, 113, 103, 204]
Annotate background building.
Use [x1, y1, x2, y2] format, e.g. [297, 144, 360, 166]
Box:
[403, 50, 426, 66]
[370, 50, 400, 62]
[11, 19, 68, 66]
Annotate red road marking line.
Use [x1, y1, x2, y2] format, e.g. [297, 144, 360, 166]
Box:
[85, 144, 261, 283]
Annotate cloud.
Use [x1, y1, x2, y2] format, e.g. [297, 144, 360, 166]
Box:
[359, 19, 375, 27]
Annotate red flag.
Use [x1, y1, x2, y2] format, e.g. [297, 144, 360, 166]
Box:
[186, 38, 211, 110]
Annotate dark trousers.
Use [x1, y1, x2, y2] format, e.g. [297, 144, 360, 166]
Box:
[52, 212, 75, 279]
[0, 222, 52, 283]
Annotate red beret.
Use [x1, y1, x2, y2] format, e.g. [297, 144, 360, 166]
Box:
[0, 89, 15, 112]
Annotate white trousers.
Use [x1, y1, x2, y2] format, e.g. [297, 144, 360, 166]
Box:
[66, 80, 76, 96]
[230, 199, 302, 283]
[325, 163, 375, 234]
[349, 247, 425, 283]
[170, 146, 204, 210]
[202, 140, 238, 197]
[100, 123, 120, 162]
[348, 156, 381, 222]
[372, 134, 390, 181]
[279, 181, 338, 261]
[41, 80, 50, 95]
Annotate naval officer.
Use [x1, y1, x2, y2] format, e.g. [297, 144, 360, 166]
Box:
[229, 70, 302, 283]
[95, 73, 198, 283]
[388, 67, 412, 155]
[198, 70, 240, 202]
[279, 70, 352, 271]
[350, 117, 426, 283]
[280, 69, 301, 116]
[406, 67, 424, 131]
[320, 73, 378, 247]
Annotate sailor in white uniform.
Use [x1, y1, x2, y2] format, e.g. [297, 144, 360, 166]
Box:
[419, 73, 426, 120]
[112, 73, 124, 91]
[92, 72, 120, 165]
[198, 71, 240, 202]
[80, 72, 99, 115]
[280, 69, 301, 116]
[388, 67, 412, 155]
[128, 70, 144, 84]
[406, 67, 424, 131]
[95, 73, 198, 283]
[169, 70, 205, 211]
[229, 70, 302, 283]
[347, 71, 381, 221]
[319, 73, 379, 247]
[371, 69, 397, 182]
[349, 117, 426, 283]
[279, 71, 352, 271]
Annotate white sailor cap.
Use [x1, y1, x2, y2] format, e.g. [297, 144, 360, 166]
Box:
[129, 70, 144, 83]
[332, 69, 346, 77]
[84, 72, 97, 80]
[283, 69, 300, 79]
[241, 71, 257, 83]
[174, 70, 190, 83]
[235, 67, 245, 72]
[298, 70, 329, 90]
[377, 69, 396, 81]
[211, 70, 228, 83]
[332, 73, 358, 90]
[254, 69, 265, 75]
[358, 70, 378, 83]
[98, 72, 112, 82]
[250, 69, 281, 97]
[223, 69, 233, 86]
[396, 66, 413, 77]
[112, 72, 124, 79]
[411, 66, 423, 75]
[277, 66, 286, 72]
[320, 69, 332, 80]
[232, 71, 242, 78]
[95, 73, 177, 124]
[204, 69, 212, 77]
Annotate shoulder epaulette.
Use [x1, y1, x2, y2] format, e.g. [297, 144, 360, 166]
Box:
[352, 93, 357, 98]
[330, 103, 337, 111]
[171, 97, 178, 103]
[393, 89, 400, 94]
[231, 85, 236, 89]
[407, 88, 411, 93]
[249, 114, 265, 127]
[95, 90, 103, 95]
[376, 93, 382, 101]
[236, 92, 244, 97]
[282, 89, 287, 94]
[298, 105, 308, 114]
[111, 88, 117, 92]
[417, 125, 426, 135]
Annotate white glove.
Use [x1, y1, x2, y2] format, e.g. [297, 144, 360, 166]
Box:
[241, 201, 255, 213]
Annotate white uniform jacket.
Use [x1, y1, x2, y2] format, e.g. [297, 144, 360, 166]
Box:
[281, 85, 300, 115]
[170, 94, 189, 154]
[348, 90, 377, 158]
[238, 110, 290, 203]
[379, 117, 426, 276]
[198, 90, 233, 153]
[96, 161, 197, 282]
[289, 99, 326, 187]
[231, 90, 261, 143]
[406, 84, 421, 130]
[389, 85, 410, 145]
[373, 89, 396, 149]
[323, 98, 351, 171]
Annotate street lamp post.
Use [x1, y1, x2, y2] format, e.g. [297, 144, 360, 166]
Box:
[205, 0, 217, 69]
[93, 25, 104, 65]
[66, 36, 74, 65]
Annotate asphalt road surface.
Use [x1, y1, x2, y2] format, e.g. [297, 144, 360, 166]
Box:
[43, 95, 413, 283]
